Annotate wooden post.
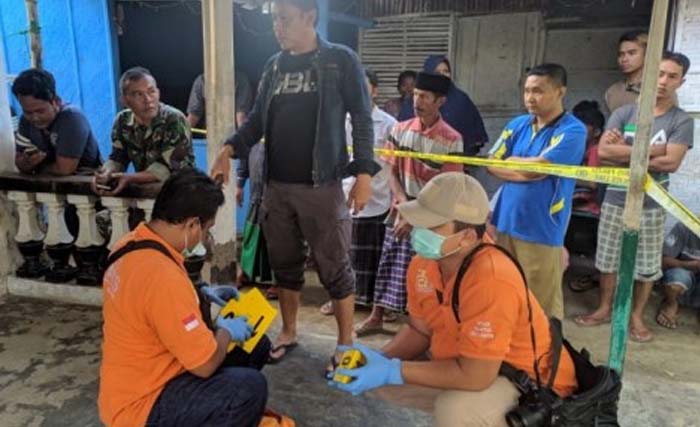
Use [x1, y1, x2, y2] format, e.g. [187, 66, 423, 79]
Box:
[24, 0, 42, 69]
[608, 0, 670, 373]
[202, 0, 238, 284]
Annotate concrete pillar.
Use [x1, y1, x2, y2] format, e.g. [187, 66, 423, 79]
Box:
[35, 193, 73, 246]
[202, 0, 237, 284]
[135, 199, 155, 222]
[66, 194, 104, 248]
[101, 197, 131, 249]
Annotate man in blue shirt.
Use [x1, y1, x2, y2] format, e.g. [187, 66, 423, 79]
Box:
[488, 63, 586, 319]
[12, 68, 101, 175]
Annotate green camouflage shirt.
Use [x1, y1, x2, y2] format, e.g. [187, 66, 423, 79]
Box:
[105, 103, 194, 181]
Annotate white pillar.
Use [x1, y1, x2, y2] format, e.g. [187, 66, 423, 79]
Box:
[35, 192, 73, 246]
[101, 197, 131, 249]
[202, 0, 237, 283]
[66, 194, 104, 248]
[8, 191, 45, 243]
[136, 199, 155, 222]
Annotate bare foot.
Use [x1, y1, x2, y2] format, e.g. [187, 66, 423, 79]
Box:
[629, 316, 653, 343]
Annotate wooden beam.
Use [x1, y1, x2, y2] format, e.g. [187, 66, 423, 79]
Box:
[608, 0, 670, 373]
[202, 0, 238, 284]
[24, 0, 42, 69]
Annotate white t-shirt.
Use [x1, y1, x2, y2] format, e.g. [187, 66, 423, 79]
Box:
[343, 106, 396, 218]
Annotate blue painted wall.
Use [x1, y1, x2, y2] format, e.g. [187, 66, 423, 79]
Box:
[0, 0, 118, 159]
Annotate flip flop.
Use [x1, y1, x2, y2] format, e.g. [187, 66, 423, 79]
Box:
[383, 311, 399, 323]
[324, 354, 340, 380]
[656, 308, 678, 330]
[319, 301, 334, 316]
[267, 342, 298, 364]
[629, 327, 654, 343]
[354, 319, 383, 337]
[574, 314, 611, 327]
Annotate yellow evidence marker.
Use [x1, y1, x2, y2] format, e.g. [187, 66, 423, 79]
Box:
[218, 287, 278, 353]
[332, 349, 366, 384]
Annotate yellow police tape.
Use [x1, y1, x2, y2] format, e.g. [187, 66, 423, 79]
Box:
[189, 127, 700, 238]
[372, 148, 700, 238]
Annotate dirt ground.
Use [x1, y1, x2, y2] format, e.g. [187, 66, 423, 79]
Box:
[1, 260, 699, 427]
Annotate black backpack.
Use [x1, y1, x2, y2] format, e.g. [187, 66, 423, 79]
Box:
[446, 243, 621, 427]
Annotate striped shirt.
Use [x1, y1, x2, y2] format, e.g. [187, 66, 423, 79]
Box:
[384, 116, 464, 198]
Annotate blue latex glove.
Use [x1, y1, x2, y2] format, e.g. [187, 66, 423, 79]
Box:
[200, 285, 240, 306]
[216, 315, 253, 342]
[328, 343, 404, 396]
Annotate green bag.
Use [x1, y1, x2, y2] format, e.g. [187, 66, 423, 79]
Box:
[240, 202, 273, 283]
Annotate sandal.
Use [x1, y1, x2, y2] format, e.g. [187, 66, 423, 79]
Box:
[319, 300, 334, 316]
[324, 354, 341, 380]
[267, 342, 298, 364]
[383, 310, 399, 323]
[574, 313, 611, 327]
[354, 318, 383, 337]
[656, 307, 678, 330]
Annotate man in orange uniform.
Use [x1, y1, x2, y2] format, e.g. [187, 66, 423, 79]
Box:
[331, 173, 578, 427]
[98, 169, 267, 427]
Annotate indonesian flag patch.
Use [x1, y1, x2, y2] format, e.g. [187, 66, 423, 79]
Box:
[182, 314, 200, 332]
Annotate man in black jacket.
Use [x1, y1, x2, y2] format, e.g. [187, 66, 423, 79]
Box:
[210, 0, 379, 371]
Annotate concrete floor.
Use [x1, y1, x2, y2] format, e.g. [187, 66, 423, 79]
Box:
[1, 263, 699, 427]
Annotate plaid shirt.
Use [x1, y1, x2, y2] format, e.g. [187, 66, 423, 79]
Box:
[104, 103, 194, 181]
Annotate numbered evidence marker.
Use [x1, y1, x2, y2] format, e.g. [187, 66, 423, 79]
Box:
[332, 349, 366, 384]
[218, 287, 278, 353]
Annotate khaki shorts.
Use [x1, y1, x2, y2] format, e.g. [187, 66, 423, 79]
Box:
[260, 180, 354, 299]
[375, 377, 519, 427]
[496, 234, 564, 319]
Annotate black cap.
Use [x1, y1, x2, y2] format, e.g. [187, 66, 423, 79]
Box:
[415, 72, 450, 96]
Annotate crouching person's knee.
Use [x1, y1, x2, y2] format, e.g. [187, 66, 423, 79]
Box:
[433, 378, 519, 427]
[218, 367, 268, 426]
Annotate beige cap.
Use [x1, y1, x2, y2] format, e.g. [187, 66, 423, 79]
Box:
[397, 172, 489, 228]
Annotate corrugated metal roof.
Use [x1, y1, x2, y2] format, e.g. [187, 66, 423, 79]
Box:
[358, 0, 546, 18]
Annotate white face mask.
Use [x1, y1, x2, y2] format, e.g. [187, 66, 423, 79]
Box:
[182, 220, 206, 258]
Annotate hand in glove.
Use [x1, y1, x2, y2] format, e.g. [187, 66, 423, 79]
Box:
[328, 343, 403, 396]
[216, 315, 253, 343]
[201, 285, 240, 306]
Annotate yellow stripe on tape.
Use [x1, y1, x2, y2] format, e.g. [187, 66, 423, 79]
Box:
[646, 179, 700, 237]
[372, 148, 631, 186]
[368, 148, 700, 238]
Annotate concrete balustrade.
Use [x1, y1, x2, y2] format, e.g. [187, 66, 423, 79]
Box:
[0, 173, 163, 302]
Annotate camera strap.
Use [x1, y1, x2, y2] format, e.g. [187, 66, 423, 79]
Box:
[446, 243, 563, 390]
